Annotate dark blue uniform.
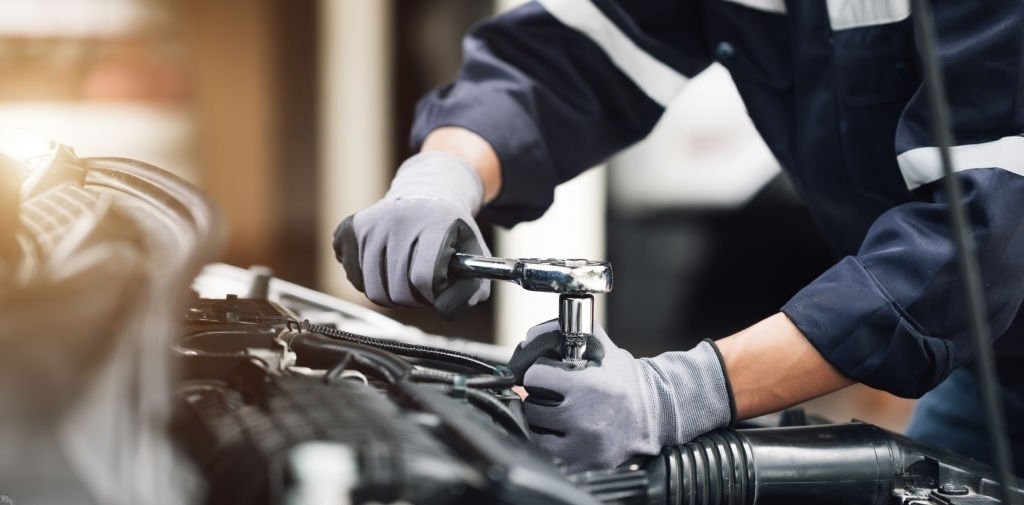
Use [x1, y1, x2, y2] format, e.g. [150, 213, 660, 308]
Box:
[411, 0, 1024, 468]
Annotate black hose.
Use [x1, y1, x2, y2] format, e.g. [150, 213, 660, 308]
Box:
[423, 384, 530, 442]
[574, 423, 1024, 505]
[298, 320, 507, 377]
[911, 2, 1017, 502]
[410, 368, 515, 389]
[464, 388, 530, 442]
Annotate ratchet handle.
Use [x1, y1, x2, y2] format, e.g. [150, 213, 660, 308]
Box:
[450, 253, 613, 295]
[449, 254, 520, 284]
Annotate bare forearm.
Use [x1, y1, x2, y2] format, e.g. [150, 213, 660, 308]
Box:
[421, 127, 503, 203]
[715, 312, 855, 420]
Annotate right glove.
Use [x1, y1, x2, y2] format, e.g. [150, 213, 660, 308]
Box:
[333, 152, 491, 318]
[507, 320, 735, 472]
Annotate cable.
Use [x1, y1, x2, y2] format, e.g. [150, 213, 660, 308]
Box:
[300, 331, 513, 388]
[294, 327, 525, 438]
[409, 368, 515, 389]
[464, 388, 531, 441]
[323, 353, 353, 383]
[297, 320, 508, 377]
[289, 333, 412, 384]
[911, 1, 1017, 502]
[422, 384, 531, 442]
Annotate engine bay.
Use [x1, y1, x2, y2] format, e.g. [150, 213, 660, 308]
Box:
[1, 146, 1022, 505]
[177, 264, 1024, 505]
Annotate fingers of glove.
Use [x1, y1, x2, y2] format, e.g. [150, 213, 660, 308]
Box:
[529, 431, 573, 464]
[525, 405, 619, 472]
[522, 357, 621, 408]
[384, 233, 428, 307]
[333, 215, 364, 293]
[434, 278, 485, 319]
[588, 324, 617, 352]
[583, 324, 639, 366]
[523, 397, 574, 434]
[525, 319, 560, 344]
[408, 216, 478, 310]
[532, 431, 621, 473]
[465, 276, 491, 307]
[424, 219, 490, 318]
[520, 356, 587, 397]
[357, 222, 397, 307]
[508, 330, 564, 384]
[515, 321, 610, 367]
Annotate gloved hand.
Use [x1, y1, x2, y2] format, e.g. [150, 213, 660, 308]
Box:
[333, 152, 490, 318]
[508, 320, 735, 472]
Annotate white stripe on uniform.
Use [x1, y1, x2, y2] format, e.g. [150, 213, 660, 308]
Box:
[537, 0, 688, 107]
[721, 0, 786, 14]
[826, 0, 911, 31]
[898, 136, 1024, 190]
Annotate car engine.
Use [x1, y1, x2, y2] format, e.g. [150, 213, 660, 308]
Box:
[1, 147, 1021, 505]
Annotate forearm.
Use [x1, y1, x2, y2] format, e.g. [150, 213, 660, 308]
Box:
[715, 312, 854, 420]
[421, 127, 503, 204]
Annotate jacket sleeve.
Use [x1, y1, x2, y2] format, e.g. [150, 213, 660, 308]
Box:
[782, 1, 1024, 398]
[410, 0, 712, 226]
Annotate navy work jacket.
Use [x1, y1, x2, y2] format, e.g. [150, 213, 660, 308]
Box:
[411, 0, 1024, 398]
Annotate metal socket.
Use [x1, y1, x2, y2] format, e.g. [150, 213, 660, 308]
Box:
[559, 294, 593, 365]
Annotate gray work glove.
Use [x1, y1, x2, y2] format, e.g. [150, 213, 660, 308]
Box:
[333, 152, 491, 318]
[508, 320, 735, 473]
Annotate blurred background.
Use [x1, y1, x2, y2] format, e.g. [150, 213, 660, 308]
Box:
[0, 0, 913, 430]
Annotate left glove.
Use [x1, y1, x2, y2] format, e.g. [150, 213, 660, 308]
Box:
[333, 152, 490, 318]
[507, 321, 735, 472]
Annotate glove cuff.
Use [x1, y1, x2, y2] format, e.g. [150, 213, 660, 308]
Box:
[704, 338, 738, 427]
[386, 152, 485, 215]
[639, 340, 734, 447]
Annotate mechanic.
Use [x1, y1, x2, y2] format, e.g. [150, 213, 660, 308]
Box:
[334, 0, 1024, 473]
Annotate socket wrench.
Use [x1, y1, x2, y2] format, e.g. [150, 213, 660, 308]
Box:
[450, 254, 613, 366]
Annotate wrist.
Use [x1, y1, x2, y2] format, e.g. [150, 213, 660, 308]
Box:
[713, 313, 854, 420]
[386, 152, 485, 215]
[421, 126, 502, 203]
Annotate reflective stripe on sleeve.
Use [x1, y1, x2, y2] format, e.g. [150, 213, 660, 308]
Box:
[898, 136, 1024, 190]
[537, 0, 689, 107]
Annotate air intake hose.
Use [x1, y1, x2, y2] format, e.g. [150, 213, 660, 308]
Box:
[572, 423, 1024, 505]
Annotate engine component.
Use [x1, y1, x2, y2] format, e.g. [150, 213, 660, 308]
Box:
[183, 265, 1023, 505]
[572, 423, 1024, 505]
[449, 254, 613, 365]
[172, 286, 600, 505]
[0, 145, 221, 505]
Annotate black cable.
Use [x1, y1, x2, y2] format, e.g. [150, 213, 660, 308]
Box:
[464, 388, 530, 441]
[426, 385, 530, 442]
[911, 2, 1017, 502]
[289, 333, 412, 384]
[298, 331, 513, 388]
[298, 320, 508, 377]
[409, 368, 515, 389]
[294, 330, 524, 438]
